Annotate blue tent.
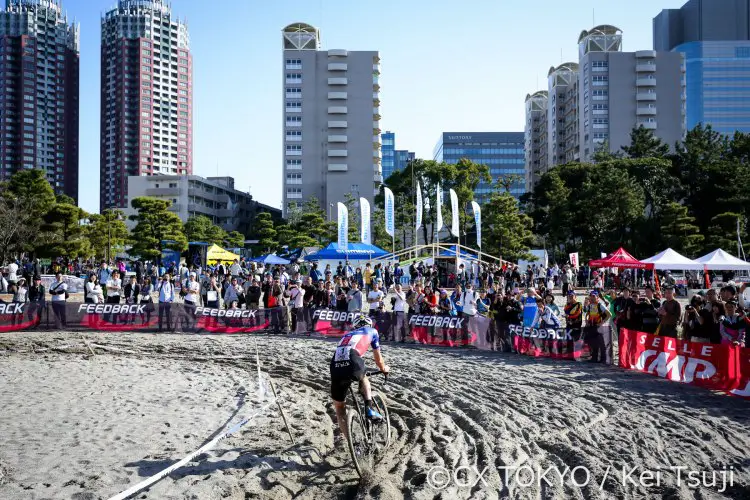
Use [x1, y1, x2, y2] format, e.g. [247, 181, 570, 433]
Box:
[438, 245, 479, 261]
[304, 243, 388, 261]
[253, 254, 290, 265]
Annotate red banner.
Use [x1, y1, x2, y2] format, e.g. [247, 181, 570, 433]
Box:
[619, 328, 750, 399]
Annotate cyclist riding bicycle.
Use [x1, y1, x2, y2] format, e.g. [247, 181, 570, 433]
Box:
[330, 313, 390, 441]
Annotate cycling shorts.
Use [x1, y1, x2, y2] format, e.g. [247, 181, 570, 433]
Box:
[330, 350, 366, 402]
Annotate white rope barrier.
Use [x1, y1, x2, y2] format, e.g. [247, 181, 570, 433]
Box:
[108, 400, 275, 500]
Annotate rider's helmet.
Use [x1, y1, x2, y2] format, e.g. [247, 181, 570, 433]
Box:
[351, 313, 373, 329]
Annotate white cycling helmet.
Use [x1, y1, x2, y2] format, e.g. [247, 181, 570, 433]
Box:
[351, 313, 373, 329]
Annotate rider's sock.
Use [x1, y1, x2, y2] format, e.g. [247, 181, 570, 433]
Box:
[364, 399, 373, 410]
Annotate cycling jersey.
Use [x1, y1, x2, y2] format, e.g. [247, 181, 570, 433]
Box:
[333, 326, 380, 362]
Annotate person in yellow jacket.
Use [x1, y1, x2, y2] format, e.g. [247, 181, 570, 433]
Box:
[363, 263, 373, 293]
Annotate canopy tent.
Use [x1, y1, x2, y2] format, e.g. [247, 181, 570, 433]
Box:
[589, 247, 654, 270]
[695, 249, 750, 271]
[640, 248, 704, 270]
[206, 244, 239, 264]
[253, 254, 290, 265]
[438, 245, 479, 261]
[304, 242, 388, 261]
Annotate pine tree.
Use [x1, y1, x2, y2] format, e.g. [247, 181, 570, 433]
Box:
[659, 202, 704, 256]
[253, 212, 277, 253]
[129, 197, 188, 263]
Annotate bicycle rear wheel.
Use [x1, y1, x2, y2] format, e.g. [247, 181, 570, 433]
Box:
[371, 391, 391, 452]
[346, 410, 372, 477]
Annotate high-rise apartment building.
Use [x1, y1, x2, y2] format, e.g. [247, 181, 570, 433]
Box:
[282, 23, 381, 218]
[101, 0, 193, 211]
[547, 62, 579, 166]
[524, 90, 548, 191]
[381, 131, 415, 180]
[434, 132, 525, 202]
[654, 0, 750, 133]
[0, 0, 79, 201]
[578, 25, 685, 162]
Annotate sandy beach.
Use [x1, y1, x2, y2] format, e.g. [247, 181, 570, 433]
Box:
[1, 330, 749, 500]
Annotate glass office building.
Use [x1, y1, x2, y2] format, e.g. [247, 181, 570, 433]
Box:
[381, 131, 415, 180]
[434, 132, 525, 202]
[679, 41, 750, 133]
[654, 0, 750, 133]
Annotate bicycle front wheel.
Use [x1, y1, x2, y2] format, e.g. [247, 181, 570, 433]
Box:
[371, 391, 391, 452]
[346, 410, 372, 477]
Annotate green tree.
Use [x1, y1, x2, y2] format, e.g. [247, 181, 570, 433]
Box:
[253, 212, 277, 253]
[225, 231, 246, 249]
[621, 125, 670, 158]
[707, 212, 743, 254]
[183, 215, 226, 245]
[483, 189, 534, 262]
[0, 169, 57, 255]
[659, 202, 704, 256]
[86, 209, 129, 261]
[128, 197, 187, 263]
[39, 201, 90, 258]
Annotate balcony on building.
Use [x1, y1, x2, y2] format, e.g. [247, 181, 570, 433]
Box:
[145, 187, 180, 196]
[636, 62, 656, 72]
[328, 106, 348, 114]
[636, 107, 657, 116]
[636, 92, 657, 101]
[328, 120, 347, 128]
[328, 77, 348, 85]
[374, 174, 383, 182]
[328, 135, 348, 142]
[328, 150, 348, 157]
[328, 62, 348, 71]
[636, 77, 656, 87]
[328, 49, 348, 57]
[635, 50, 657, 58]
[328, 163, 348, 171]
[638, 121, 657, 130]
[328, 91, 347, 100]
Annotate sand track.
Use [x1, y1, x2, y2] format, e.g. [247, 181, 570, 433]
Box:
[1, 331, 749, 500]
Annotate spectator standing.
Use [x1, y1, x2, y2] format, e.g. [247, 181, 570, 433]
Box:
[346, 281, 363, 312]
[158, 274, 175, 331]
[720, 300, 746, 345]
[13, 277, 28, 303]
[658, 286, 681, 338]
[367, 282, 384, 316]
[49, 272, 68, 328]
[28, 276, 45, 304]
[85, 275, 104, 304]
[392, 283, 407, 341]
[286, 280, 304, 333]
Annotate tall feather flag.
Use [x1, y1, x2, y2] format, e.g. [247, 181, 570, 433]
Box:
[337, 202, 348, 251]
[384, 187, 395, 237]
[449, 188, 459, 237]
[471, 201, 482, 249]
[359, 197, 371, 244]
[435, 183, 443, 232]
[415, 182, 423, 231]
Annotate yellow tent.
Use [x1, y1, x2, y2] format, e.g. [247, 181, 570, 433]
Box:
[207, 244, 239, 265]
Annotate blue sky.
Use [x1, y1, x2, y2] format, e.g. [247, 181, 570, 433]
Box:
[70, 0, 687, 214]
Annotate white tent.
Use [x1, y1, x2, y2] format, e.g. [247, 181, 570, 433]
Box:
[695, 249, 750, 270]
[640, 248, 704, 270]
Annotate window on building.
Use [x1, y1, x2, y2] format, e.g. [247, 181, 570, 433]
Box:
[286, 173, 302, 184]
[286, 159, 302, 169]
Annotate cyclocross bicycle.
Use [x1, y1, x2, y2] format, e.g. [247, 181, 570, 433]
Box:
[346, 370, 391, 476]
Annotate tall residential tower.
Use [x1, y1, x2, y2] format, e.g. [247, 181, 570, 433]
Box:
[101, 0, 193, 211]
[0, 0, 79, 201]
[654, 0, 750, 133]
[282, 23, 381, 217]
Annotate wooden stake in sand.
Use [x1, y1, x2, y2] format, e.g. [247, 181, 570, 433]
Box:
[268, 376, 296, 445]
[81, 336, 96, 356]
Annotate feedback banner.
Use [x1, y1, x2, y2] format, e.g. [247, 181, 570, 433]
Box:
[509, 324, 613, 364]
[619, 328, 750, 399]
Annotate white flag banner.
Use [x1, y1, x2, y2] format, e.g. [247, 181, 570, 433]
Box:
[416, 182, 423, 231]
[337, 202, 348, 251]
[384, 187, 395, 237]
[436, 183, 443, 233]
[569, 252, 579, 268]
[471, 201, 481, 249]
[449, 188, 459, 237]
[359, 197, 371, 244]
